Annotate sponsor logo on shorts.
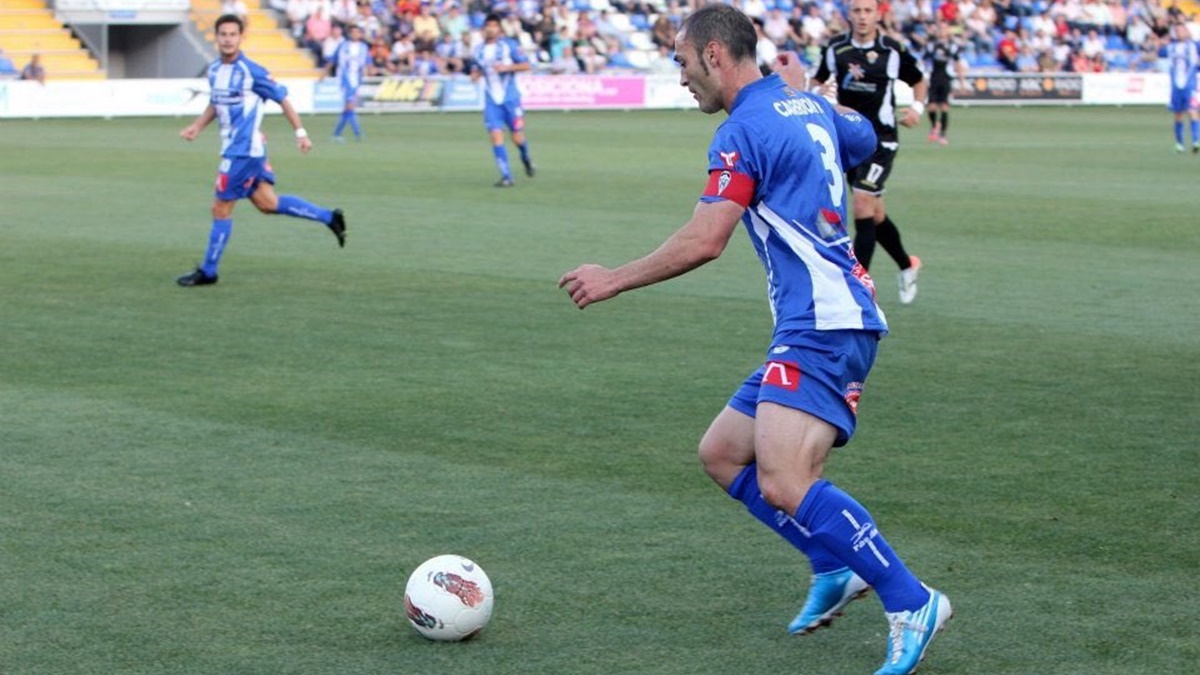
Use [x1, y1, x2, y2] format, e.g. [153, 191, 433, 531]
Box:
[763, 360, 800, 391]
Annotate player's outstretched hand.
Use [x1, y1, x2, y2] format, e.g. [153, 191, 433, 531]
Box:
[180, 125, 201, 142]
[771, 51, 809, 91]
[559, 264, 620, 310]
[297, 136, 313, 154]
[899, 107, 921, 128]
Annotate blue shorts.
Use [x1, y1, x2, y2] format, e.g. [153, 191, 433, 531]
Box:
[342, 84, 360, 107]
[483, 99, 524, 132]
[214, 156, 275, 201]
[727, 330, 880, 447]
[1169, 87, 1197, 114]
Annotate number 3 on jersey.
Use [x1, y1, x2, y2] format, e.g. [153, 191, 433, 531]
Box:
[806, 123, 845, 209]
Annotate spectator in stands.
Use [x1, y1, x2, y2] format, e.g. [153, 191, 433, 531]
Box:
[739, 0, 770, 21]
[753, 17, 779, 73]
[1081, 27, 1106, 56]
[323, 23, 348, 66]
[762, 6, 794, 49]
[331, 0, 358, 26]
[1107, 0, 1128, 34]
[390, 30, 415, 72]
[0, 48, 17, 77]
[368, 34, 390, 74]
[358, 2, 385, 41]
[574, 18, 610, 73]
[306, 5, 335, 64]
[20, 53, 46, 84]
[419, 46, 444, 74]
[285, 0, 309, 39]
[939, 0, 962, 25]
[434, 31, 465, 72]
[997, 29, 1021, 69]
[791, 4, 824, 49]
[550, 38, 581, 73]
[221, 0, 249, 22]
[1016, 42, 1041, 69]
[652, 14, 677, 55]
[440, 3, 469, 41]
[413, 1, 441, 41]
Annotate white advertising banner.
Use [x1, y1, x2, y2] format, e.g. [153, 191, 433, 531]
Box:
[1082, 73, 1170, 105]
[0, 78, 316, 118]
[0, 72, 1171, 118]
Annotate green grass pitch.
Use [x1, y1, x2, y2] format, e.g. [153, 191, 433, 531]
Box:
[1, 105, 1197, 674]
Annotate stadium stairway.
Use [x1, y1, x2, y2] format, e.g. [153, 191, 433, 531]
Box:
[190, 0, 320, 78]
[0, 0, 103, 79]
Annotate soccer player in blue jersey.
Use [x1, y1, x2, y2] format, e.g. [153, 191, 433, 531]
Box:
[1163, 22, 1200, 153]
[177, 14, 346, 287]
[559, 6, 950, 675]
[469, 13, 535, 188]
[330, 24, 370, 142]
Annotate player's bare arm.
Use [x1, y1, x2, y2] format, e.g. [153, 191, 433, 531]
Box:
[278, 98, 312, 153]
[559, 199, 744, 309]
[180, 104, 216, 141]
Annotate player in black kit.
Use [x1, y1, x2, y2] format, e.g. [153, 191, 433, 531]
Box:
[813, 0, 927, 304]
[924, 22, 967, 145]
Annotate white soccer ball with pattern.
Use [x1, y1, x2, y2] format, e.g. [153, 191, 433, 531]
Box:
[404, 554, 494, 641]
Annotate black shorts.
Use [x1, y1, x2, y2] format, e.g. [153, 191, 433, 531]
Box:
[850, 144, 897, 194]
[928, 79, 952, 105]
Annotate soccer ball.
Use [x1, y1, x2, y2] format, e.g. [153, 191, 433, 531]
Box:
[404, 554, 494, 641]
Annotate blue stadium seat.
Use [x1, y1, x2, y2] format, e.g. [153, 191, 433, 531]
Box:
[1106, 50, 1130, 69]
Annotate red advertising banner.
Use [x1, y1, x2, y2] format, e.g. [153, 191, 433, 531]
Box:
[518, 75, 645, 110]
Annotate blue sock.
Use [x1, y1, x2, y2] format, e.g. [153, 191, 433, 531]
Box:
[348, 111, 362, 138]
[492, 145, 512, 180]
[201, 218, 232, 277]
[276, 194, 332, 225]
[794, 479, 930, 612]
[334, 111, 349, 137]
[1191, 120, 1199, 145]
[1175, 120, 1184, 145]
[517, 141, 531, 166]
[727, 464, 843, 574]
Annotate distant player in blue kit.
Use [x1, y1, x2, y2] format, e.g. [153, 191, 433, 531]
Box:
[559, 6, 950, 675]
[1163, 22, 1199, 153]
[177, 14, 346, 287]
[331, 24, 370, 142]
[469, 13, 534, 187]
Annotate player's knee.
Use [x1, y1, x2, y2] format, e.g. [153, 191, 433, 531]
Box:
[757, 472, 808, 515]
[697, 435, 741, 487]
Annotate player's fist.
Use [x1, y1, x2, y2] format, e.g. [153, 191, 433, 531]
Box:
[559, 264, 620, 309]
[771, 51, 809, 91]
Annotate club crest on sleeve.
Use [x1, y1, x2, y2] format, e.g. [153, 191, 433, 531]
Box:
[717, 170, 732, 195]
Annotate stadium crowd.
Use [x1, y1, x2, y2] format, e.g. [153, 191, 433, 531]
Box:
[257, 0, 1198, 75]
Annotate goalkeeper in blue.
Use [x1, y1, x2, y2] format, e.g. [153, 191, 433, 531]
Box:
[559, 7, 950, 675]
[177, 13, 346, 287]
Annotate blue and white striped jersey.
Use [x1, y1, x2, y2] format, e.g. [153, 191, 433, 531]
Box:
[700, 74, 887, 336]
[472, 38, 527, 106]
[334, 39, 371, 92]
[206, 53, 289, 159]
[1165, 38, 1199, 94]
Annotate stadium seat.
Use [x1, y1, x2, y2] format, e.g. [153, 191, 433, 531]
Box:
[628, 31, 655, 51]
